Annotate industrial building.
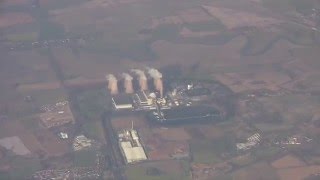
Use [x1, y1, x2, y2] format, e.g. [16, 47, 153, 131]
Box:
[112, 94, 134, 110]
[132, 90, 156, 110]
[118, 129, 147, 164]
[147, 106, 221, 124]
[73, 135, 93, 151]
[236, 133, 261, 151]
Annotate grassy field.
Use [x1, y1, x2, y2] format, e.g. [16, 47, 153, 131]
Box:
[232, 162, 280, 180]
[190, 135, 236, 164]
[73, 149, 97, 167]
[0, 155, 41, 179]
[262, 0, 315, 12]
[253, 146, 282, 161]
[242, 30, 280, 56]
[82, 120, 106, 142]
[18, 115, 40, 131]
[126, 166, 190, 180]
[6, 32, 38, 42]
[231, 154, 256, 167]
[76, 88, 112, 121]
[184, 20, 225, 32]
[19, 88, 67, 107]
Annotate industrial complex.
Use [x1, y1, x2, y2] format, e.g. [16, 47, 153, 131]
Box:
[104, 67, 226, 167]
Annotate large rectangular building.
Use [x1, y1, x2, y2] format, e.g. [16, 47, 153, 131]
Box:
[118, 129, 147, 164]
[112, 94, 133, 110]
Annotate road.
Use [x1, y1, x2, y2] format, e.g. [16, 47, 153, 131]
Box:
[102, 111, 127, 180]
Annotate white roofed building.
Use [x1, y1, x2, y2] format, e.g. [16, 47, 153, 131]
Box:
[118, 129, 147, 164]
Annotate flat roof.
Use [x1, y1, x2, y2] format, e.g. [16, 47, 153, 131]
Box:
[135, 91, 148, 103]
[120, 142, 147, 163]
[112, 94, 133, 105]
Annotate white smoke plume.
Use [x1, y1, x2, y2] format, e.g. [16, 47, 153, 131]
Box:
[146, 67, 163, 97]
[131, 69, 148, 91]
[122, 73, 134, 93]
[106, 74, 118, 95]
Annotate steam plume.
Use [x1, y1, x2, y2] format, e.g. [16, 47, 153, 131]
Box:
[122, 73, 134, 93]
[131, 69, 148, 91]
[106, 74, 118, 95]
[147, 67, 163, 97]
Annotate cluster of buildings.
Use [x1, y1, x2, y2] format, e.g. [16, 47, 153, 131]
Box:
[118, 128, 148, 164]
[73, 135, 94, 151]
[274, 135, 312, 146]
[236, 133, 261, 151]
[112, 90, 157, 111]
[39, 101, 75, 129]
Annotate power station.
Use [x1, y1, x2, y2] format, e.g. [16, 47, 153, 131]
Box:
[106, 68, 164, 111]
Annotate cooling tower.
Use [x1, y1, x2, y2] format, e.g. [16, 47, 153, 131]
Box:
[131, 69, 148, 91]
[147, 68, 163, 97]
[122, 73, 134, 94]
[106, 74, 118, 95]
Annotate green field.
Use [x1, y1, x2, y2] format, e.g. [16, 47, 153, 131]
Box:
[126, 166, 191, 180]
[191, 135, 236, 164]
[73, 149, 97, 167]
[191, 140, 222, 164]
[0, 155, 41, 179]
[253, 146, 281, 160]
[82, 120, 106, 142]
[19, 88, 67, 107]
[76, 88, 112, 121]
[262, 0, 315, 12]
[6, 32, 38, 42]
[184, 20, 225, 32]
[18, 115, 41, 131]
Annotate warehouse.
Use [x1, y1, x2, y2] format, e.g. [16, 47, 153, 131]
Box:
[118, 129, 147, 164]
[112, 94, 133, 110]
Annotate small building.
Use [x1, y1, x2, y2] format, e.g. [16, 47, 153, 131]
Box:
[112, 94, 133, 110]
[58, 132, 68, 139]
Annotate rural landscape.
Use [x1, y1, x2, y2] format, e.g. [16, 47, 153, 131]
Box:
[1, 0, 320, 179]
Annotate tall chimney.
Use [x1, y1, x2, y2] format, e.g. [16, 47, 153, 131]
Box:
[147, 67, 163, 97]
[122, 73, 134, 94]
[106, 74, 118, 95]
[131, 69, 148, 91]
